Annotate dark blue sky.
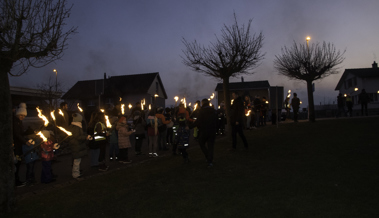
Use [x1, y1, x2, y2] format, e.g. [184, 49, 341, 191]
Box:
[9, 0, 379, 107]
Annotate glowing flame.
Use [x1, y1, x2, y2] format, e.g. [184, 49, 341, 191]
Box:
[194, 103, 197, 111]
[119, 97, 122, 101]
[100, 109, 105, 113]
[174, 96, 179, 102]
[218, 106, 220, 109]
[149, 104, 151, 110]
[105, 115, 112, 128]
[128, 104, 132, 109]
[36, 107, 49, 127]
[231, 99, 234, 105]
[58, 109, 64, 117]
[37, 131, 48, 142]
[50, 110, 56, 121]
[245, 110, 251, 116]
[288, 90, 291, 93]
[121, 104, 125, 115]
[265, 101, 269, 104]
[354, 88, 358, 92]
[57, 126, 72, 136]
[77, 103, 83, 112]
[188, 102, 192, 107]
[210, 93, 215, 99]
[344, 94, 347, 97]
[287, 94, 291, 98]
[141, 100, 144, 110]
[210, 103, 212, 106]
[183, 98, 187, 108]
[300, 101, 302, 104]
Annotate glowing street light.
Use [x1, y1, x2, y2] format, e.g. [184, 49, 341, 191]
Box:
[53, 69, 58, 110]
[306, 36, 311, 57]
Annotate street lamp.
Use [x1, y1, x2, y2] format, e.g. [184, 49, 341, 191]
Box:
[306, 36, 311, 57]
[53, 69, 57, 110]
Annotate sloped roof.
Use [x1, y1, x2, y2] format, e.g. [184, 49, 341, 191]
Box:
[215, 80, 270, 91]
[62, 72, 167, 99]
[335, 67, 379, 90]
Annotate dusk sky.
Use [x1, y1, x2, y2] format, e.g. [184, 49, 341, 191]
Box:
[9, 0, 379, 107]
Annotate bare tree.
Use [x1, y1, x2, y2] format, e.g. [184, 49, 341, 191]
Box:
[0, 0, 77, 212]
[36, 77, 64, 112]
[181, 13, 264, 132]
[274, 41, 345, 122]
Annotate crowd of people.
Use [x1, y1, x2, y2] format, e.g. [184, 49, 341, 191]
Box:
[12, 97, 230, 188]
[13, 90, 290, 188]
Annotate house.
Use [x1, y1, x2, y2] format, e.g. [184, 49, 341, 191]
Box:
[62, 72, 167, 118]
[214, 78, 284, 110]
[335, 62, 379, 113]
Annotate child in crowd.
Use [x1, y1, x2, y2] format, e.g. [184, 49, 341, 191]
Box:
[147, 109, 159, 157]
[133, 111, 146, 155]
[68, 113, 89, 180]
[40, 130, 60, 184]
[116, 116, 134, 163]
[109, 116, 119, 161]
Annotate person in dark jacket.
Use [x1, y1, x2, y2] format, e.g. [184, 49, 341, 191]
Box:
[13, 103, 33, 187]
[190, 99, 218, 167]
[68, 113, 89, 179]
[358, 89, 370, 116]
[230, 92, 249, 150]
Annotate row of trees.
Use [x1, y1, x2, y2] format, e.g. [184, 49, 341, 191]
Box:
[1, 1, 344, 213]
[181, 13, 345, 127]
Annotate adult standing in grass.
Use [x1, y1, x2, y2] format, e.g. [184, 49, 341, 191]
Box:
[68, 113, 89, 179]
[230, 92, 249, 150]
[191, 99, 218, 166]
[291, 93, 301, 122]
[358, 89, 370, 116]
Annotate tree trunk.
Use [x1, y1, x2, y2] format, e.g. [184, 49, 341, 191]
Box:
[306, 80, 315, 122]
[222, 77, 232, 135]
[0, 68, 16, 213]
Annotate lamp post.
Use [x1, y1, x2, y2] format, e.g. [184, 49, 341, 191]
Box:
[306, 36, 311, 57]
[53, 69, 58, 110]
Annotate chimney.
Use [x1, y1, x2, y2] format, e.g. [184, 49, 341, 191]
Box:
[241, 76, 244, 82]
[372, 61, 378, 68]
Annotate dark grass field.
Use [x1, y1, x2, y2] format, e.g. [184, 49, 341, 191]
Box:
[8, 117, 379, 218]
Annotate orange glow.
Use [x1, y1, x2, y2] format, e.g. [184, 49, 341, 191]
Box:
[36, 107, 49, 127]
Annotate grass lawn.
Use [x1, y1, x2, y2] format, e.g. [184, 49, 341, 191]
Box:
[8, 117, 379, 218]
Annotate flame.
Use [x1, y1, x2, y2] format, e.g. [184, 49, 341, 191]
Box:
[50, 110, 56, 121]
[287, 94, 291, 98]
[231, 99, 234, 105]
[210, 93, 215, 99]
[174, 96, 179, 102]
[57, 126, 72, 136]
[105, 115, 112, 128]
[183, 98, 186, 108]
[300, 101, 302, 104]
[121, 104, 125, 115]
[100, 109, 104, 113]
[245, 110, 251, 116]
[344, 94, 347, 97]
[37, 131, 48, 142]
[36, 107, 49, 126]
[141, 100, 144, 110]
[194, 103, 197, 111]
[210, 103, 212, 106]
[354, 88, 358, 92]
[218, 105, 220, 109]
[149, 104, 151, 110]
[128, 104, 132, 109]
[265, 101, 269, 104]
[119, 97, 122, 101]
[288, 90, 291, 93]
[77, 103, 83, 112]
[188, 102, 191, 107]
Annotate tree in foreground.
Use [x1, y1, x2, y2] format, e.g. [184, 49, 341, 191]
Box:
[274, 40, 345, 122]
[181, 13, 264, 132]
[0, 0, 77, 212]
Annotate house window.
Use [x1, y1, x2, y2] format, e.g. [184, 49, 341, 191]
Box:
[369, 93, 378, 102]
[347, 78, 353, 88]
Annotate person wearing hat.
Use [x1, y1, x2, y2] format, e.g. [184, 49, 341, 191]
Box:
[68, 113, 89, 179]
[13, 103, 32, 187]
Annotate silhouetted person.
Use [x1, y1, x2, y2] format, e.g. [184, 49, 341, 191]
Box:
[291, 93, 300, 122]
[346, 94, 353, 117]
[358, 89, 370, 116]
[230, 91, 248, 150]
[336, 93, 346, 118]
